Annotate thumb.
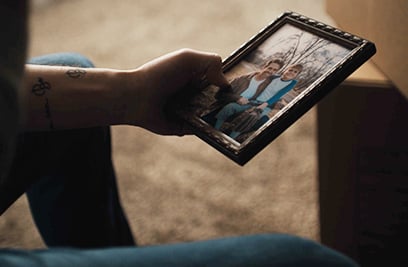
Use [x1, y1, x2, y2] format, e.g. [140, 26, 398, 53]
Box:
[204, 54, 230, 88]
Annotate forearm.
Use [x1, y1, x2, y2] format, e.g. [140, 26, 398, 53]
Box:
[20, 49, 228, 135]
[21, 64, 137, 130]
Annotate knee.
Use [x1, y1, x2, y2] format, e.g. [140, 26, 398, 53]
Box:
[61, 52, 94, 68]
[28, 52, 94, 68]
[242, 234, 359, 267]
[216, 103, 239, 118]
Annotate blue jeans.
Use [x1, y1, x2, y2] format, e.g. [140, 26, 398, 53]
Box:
[214, 102, 253, 130]
[0, 234, 359, 267]
[0, 53, 359, 267]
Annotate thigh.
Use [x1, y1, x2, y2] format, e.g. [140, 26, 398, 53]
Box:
[0, 234, 359, 267]
[216, 103, 250, 119]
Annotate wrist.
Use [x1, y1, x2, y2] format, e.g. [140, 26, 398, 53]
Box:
[115, 68, 147, 127]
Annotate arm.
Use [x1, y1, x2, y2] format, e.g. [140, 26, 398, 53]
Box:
[21, 49, 229, 135]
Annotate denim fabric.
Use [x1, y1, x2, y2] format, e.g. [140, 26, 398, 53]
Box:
[215, 102, 253, 126]
[28, 52, 95, 67]
[0, 234, 359, 267]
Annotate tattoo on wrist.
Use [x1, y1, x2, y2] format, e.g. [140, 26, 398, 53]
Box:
[32, 77, 54, 129]
[66, 69, 87, 79]
[31, 77, 50, 96]
[44, 97, 54, 129]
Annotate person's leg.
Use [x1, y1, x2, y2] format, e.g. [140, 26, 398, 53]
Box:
[17, 52, 135, 248]
[229, 130, 241, 139]
[0, 234, 359, 267]
[250, 115, 270, 132]
[214, 103, 249, 130]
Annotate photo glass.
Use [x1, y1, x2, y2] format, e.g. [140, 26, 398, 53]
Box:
[176, 12, 376, 165]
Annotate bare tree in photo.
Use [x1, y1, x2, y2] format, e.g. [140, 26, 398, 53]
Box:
[251, 26, 350, 104]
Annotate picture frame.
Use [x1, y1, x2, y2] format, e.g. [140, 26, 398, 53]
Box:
[176, 11, 376, 166]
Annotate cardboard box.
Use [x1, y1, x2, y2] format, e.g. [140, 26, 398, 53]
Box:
[326, 0, 408, 99]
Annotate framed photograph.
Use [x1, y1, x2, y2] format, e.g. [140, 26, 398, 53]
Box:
[177, 11, 376, 166]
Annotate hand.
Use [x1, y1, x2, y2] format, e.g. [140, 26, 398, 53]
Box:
[257, 102, 268, 110]
[237, 97, 249, 105]
[124, 49, 230, 136]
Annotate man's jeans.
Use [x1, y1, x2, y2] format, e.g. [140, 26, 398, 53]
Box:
[0, 53, 359, 267]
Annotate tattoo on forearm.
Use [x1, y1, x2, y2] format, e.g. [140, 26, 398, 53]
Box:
[31, 78, 50, 96]
[32, 77, 54, 129]
[66, 69, 87, 79]
[44, 97, 54, 129]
